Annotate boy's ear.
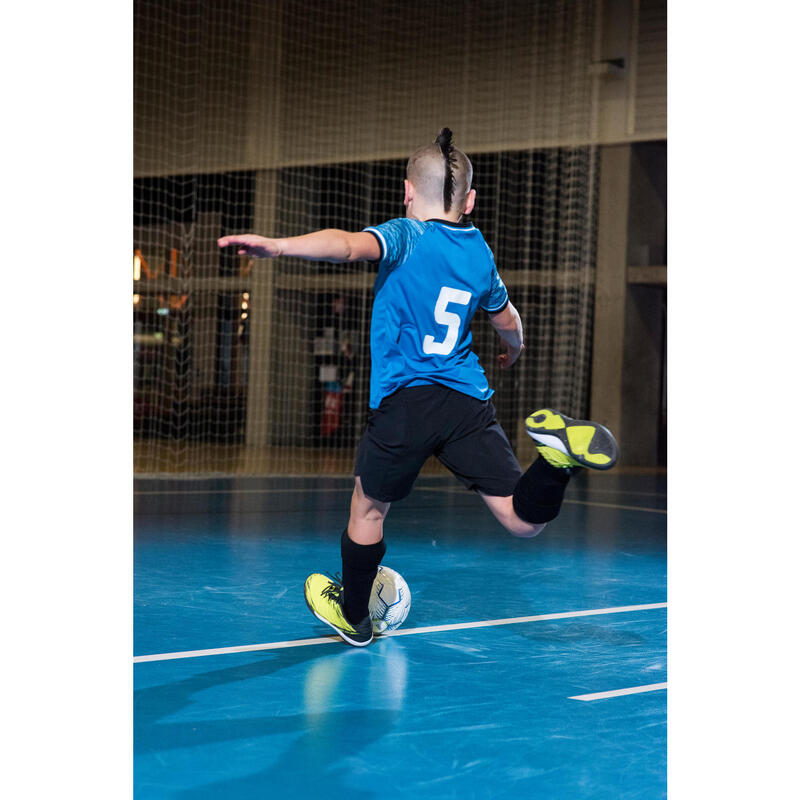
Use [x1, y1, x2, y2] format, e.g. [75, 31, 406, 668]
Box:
[403, 179, 414, 207]
[464, 188, 476, 216]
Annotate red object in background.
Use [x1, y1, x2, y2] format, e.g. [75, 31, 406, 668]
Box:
[321, 390, 343, 436]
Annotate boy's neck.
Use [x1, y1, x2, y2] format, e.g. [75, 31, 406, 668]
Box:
[407, 208, 464, 224]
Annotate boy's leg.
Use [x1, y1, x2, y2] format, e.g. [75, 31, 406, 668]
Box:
[434, 394, 537, 535]
[341, 477, 389, 623]
[483, 408, 619, 536]
[304, 478, 388, 647]
[305, 388, 433, 647]
[478, 492, 548, 538]
[348, 475, 390, 544]
[479, 454, 574, 538]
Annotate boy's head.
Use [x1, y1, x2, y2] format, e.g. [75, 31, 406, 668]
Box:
[405, 128, 475, 221]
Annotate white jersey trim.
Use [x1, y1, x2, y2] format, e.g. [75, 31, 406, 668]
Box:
[436, 223, 475, 232]
[363, 226, 388, 262]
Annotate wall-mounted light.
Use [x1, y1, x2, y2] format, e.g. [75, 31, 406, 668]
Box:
[134, 253, 142, 281]
[133, 294, 141, 305]
[588, 58, 626, 79]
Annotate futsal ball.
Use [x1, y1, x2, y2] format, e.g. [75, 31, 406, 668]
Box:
[369, 566, 411, 633]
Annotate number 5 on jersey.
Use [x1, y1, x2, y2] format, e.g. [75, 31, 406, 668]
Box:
[423, 286, 472, 355]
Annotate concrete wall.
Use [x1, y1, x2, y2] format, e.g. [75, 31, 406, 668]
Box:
[628, 141, 667, 266]
[621, 283, 666, 465]
[135, 0, 667, 176]
[591, 140, 667, 467]
[622, 141, 667, 465]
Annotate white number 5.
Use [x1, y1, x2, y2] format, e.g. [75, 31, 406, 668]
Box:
[422, 286, 472, 355]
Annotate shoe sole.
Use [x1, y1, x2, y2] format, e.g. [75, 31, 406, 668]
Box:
[525, 409, 619, 470]
[304, 585, 373, 647]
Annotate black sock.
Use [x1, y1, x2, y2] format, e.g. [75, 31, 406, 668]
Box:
[512, 457, 575, 524]
[341, 529, 386, 624]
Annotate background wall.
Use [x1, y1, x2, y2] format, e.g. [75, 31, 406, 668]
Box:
[135, 0, 666, 176]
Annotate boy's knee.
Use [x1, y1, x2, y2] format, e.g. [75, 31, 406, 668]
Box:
[480, 492, 546, 538]
[506, 518, 546, 538]
[498, 497, 546, 537]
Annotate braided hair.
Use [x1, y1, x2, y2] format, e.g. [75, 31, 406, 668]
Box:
[435, 127, 458, 212]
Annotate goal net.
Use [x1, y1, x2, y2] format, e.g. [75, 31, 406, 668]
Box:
[134, 0, 598, 476]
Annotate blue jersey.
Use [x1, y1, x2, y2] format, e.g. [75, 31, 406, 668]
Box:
[363, 217, 509, 409]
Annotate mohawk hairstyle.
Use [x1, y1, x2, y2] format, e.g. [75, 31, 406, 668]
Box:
[406, 128, 472, 215]
[435, 127, 458, 212]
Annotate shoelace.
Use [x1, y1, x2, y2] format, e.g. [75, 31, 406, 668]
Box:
[320, 574, 370, 632]
[321, 574, 344, 603]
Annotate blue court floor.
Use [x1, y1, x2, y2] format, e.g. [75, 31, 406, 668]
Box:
[134, 471, 667, 799]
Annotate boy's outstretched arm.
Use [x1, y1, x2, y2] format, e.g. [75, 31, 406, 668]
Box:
[489, 302, 525, 369]
[217, 230, 380, 263]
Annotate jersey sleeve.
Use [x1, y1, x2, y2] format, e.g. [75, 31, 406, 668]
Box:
[363, 218, 425, 272]
[480, 262, 509, 313]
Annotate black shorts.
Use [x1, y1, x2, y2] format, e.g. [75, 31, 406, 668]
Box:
[354, 384, 522, 503]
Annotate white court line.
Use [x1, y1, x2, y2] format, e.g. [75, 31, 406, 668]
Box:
[134, 487, 342, 496]
[562, 499, 667, 515]
[574, 487, 667, 499]
[133, 484, 462, 496]
[135, 482, 666, 499]
[411, 488, 665, 514]
[133, 601, 666, 664]
[569, 682, 667, 701]
[133, 486, 666, 514]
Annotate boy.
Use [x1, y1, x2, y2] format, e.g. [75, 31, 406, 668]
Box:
[218, 128, 618, 647]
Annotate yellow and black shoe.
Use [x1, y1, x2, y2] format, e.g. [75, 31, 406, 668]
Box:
[304, 573, 374, 647]
[525, 408, 619, 471]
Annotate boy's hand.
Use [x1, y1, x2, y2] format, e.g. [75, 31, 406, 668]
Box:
[218, 234, 282, 258]
[497, 341, 524, 369]
[489, 302, 524, 369]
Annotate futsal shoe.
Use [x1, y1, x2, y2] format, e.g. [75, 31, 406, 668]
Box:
[525, 408, 619, 471]
[304, 573, 374, 647]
